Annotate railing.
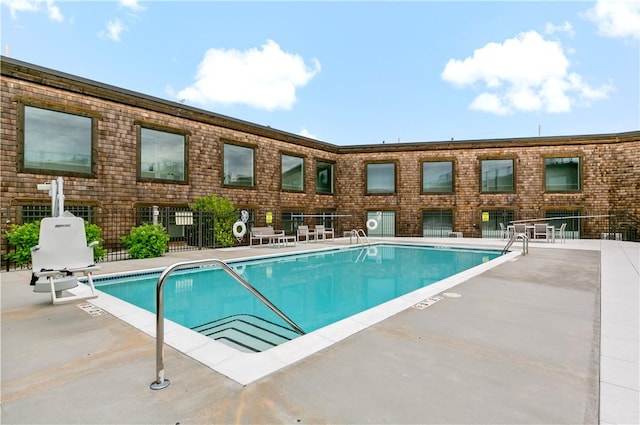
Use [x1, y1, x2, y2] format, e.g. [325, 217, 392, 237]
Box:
[349, 229, 370, 245]
[502, 233, 529, 255]
[150, 258, 305, 390]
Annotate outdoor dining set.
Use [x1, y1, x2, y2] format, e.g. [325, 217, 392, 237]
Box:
[501, 222, 567, 243]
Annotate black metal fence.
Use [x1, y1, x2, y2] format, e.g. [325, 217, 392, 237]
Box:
[2, 205, 638, 271]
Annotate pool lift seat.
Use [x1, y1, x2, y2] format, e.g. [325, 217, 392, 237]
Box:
[30, 212, 100, 305]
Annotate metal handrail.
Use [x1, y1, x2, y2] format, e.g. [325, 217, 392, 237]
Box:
[150, 258, 305, 390]
[502, 233, 529, 255]
[350, 228, 370, 245]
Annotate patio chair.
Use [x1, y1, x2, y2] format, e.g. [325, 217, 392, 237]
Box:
[533, 223, 549, 241]
[296, 225, 316, 243]
[499, 222, 508, 240]
[557, 223, 567, 243]
[30, 213, 100, 305]
[513, 223, 527, 236]
[314, 224, 335, 241]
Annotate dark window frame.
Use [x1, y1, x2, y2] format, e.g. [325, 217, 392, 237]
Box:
[136, 122, 189, 184]
[222, 141, 256, 189]
[315, 159, 335, 195]
[280, 152, 305, 193]
[543, 155, 582, 193]
[18, 101, 99, 177]
[421, 159, 455, 194]
[479, 157, 515, 193]
[365, 161, 397, 195]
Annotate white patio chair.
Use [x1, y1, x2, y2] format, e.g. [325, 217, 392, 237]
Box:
[557, 223, 567, 243]
[296, 225, 316, 243]
[533, 223, 549, 241]
[30, 213, 100, 305]
[314, 225, 335, 241]
[499, 222, 508, 240]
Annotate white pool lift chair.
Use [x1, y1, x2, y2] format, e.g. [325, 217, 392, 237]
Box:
[30, 212, 100, 305]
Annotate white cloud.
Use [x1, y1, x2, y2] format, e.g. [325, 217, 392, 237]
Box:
[441, 30, 613, 115]
[99, 18, 127, 42]
[586, 0, 640, 40]
[177, 40, 321, 111]
[119, 0, 145, 12]
[299, 128, 318, 139]
[544, 21, 575, 37]
[1, 0, 63, 21]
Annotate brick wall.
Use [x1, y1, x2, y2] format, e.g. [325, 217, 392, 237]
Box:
[2, 59, 639, 242]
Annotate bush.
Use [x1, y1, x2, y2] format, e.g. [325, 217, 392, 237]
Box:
[4, 220, 107, 266]
[190, 194, 237, 247]
[121, 224, 170, 259]
[4, 221, 40, 266]
[85, 222, 107, 261]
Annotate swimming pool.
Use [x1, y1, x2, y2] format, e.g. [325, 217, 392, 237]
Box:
[87, 242, 517, 384]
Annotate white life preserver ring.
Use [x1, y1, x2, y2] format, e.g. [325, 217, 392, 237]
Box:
[366, 218, 378, 230]
[232, 220, 247, 238]
[367, 246, 378, 257]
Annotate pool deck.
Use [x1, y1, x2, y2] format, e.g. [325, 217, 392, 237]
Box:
[1, 237, 638, 424]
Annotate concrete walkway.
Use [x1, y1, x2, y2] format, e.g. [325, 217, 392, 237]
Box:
[1, 238, 638, 424]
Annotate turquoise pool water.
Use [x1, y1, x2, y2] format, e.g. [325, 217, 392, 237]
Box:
[95, 244, 500, 336]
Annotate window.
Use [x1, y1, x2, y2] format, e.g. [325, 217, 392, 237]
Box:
[223, 144, 254, 187]
[422, 210, 453, 237]
[315, 210, 336, 229]
[481, 159, 514, 192]
[480, 210, 515, 238]
[545, 157, 580, 192]
[316, 161, 335, 194]
[281, 210, 303, 233]
[139, 127, 186, 182]
[18, 205, 93, 224]
[366, 210, 395, 236]
[281, 154, 304, 191]
[22, 105, 93, 175]
[422, 161, 453, 193]
[367, 163, 395, 194]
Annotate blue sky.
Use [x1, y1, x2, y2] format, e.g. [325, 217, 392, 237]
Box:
[2, 1, 638, 145]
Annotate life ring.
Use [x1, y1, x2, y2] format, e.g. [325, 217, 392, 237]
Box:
[367, 246, 378, 257]
[232, 221, 247, 238]
[366, 218, 378, 230]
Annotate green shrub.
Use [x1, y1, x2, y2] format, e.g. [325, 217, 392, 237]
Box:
[4, 221, 40, 266]
[85, 222, 107, 261]
[190, 193, 237, 247]
[121, 224, 170, 259]
[4, 220, 107, 266]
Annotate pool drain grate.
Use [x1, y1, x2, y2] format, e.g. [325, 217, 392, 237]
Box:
[77, 302, 104, 316]
[412, 295, 444, 310]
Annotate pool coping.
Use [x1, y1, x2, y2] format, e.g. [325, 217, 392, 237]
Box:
[71, 243, 521, 385]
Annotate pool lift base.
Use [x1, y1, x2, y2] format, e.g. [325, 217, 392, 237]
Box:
[150, 379, 170, 390]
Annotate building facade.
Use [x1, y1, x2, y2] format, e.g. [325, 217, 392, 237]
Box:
[2, 56, 639, 255]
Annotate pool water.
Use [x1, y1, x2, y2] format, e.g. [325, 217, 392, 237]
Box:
[95, 244, 500, 343]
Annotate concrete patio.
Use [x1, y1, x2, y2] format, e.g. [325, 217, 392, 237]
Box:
[1, 237, 638, 424]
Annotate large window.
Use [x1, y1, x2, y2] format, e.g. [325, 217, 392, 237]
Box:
[223, 143, 254, 187]
[422, 161, 454, 193]
[139, 127, 186, 182]
[481, 159, 514, 192]
[545, 157, 580, 192]
[422, 210, 453, 237]
[23, 105, 93, 175]
[281, 210, 304, 233]
[316, 161, 335, 194]
[367, 163, 395, 194]
[281, 154, 304, 191]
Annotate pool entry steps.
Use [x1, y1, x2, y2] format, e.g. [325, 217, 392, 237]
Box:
[150, 258, 305, 390]
[191, 314, 300, 353]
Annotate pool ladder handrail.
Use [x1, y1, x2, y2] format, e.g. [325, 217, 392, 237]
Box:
[150, 258, 305, 390]
[502, 232, 529, 255]
[349, 228, 370, 245]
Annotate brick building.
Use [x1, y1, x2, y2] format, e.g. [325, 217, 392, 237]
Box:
[2, 56, 639, 254]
